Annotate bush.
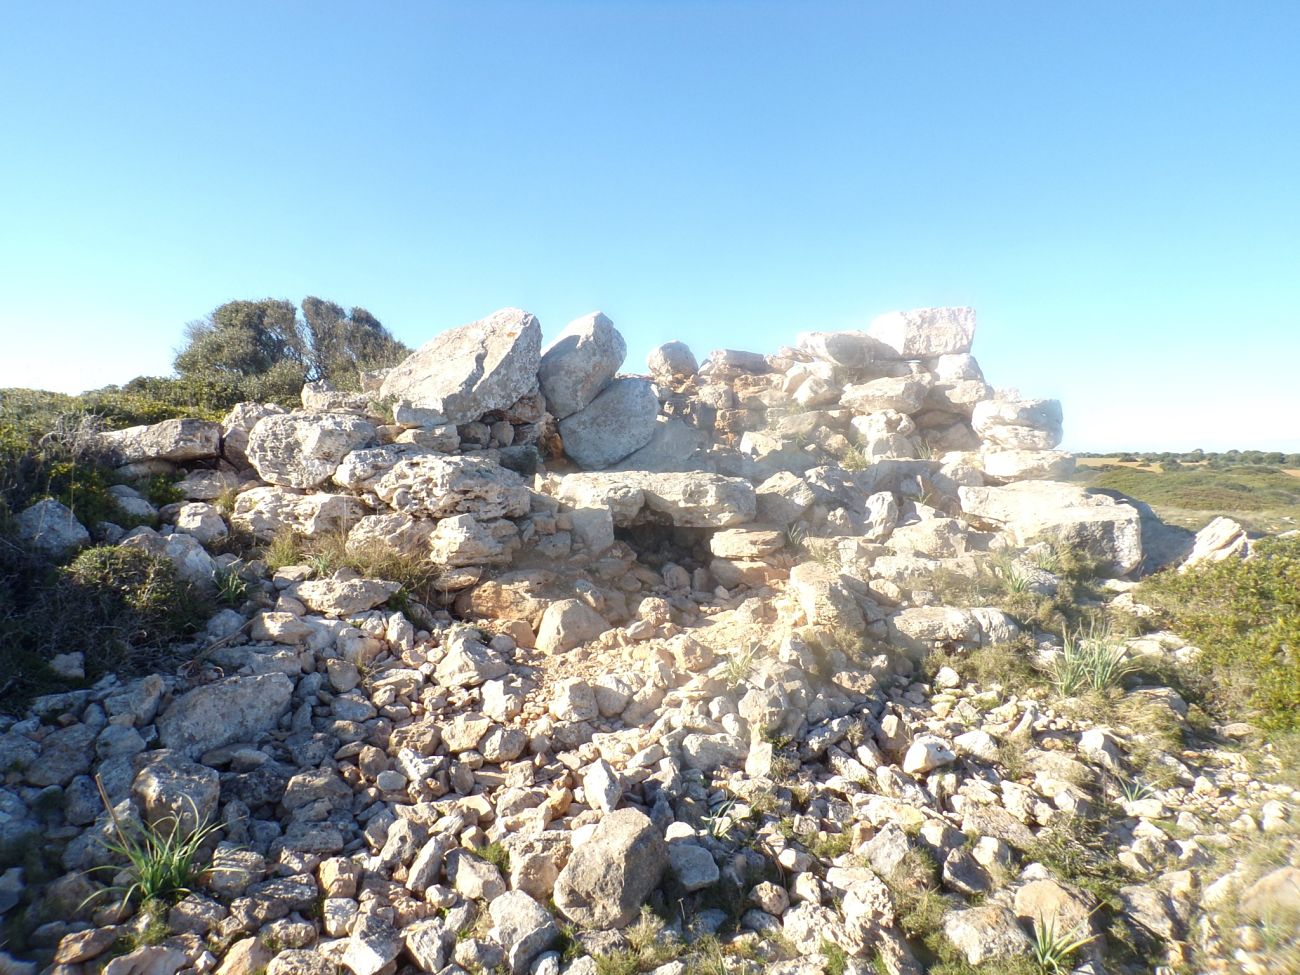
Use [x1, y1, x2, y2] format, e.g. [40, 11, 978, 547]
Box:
[0, 544, 210, 711]
[63, 547, 209, 643]
[1138, 535, 1300, 731]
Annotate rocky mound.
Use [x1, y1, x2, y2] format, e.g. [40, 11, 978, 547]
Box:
[2, 307, 1292, 975]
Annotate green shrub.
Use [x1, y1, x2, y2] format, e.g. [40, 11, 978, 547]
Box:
[64, 547, 207, 640]
[1138, 535, 1300, 731]
[0, 545, 211, 711]
[144, 474, 184, 507]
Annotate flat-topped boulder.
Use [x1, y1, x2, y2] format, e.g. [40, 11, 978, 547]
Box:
[959, 481, 1143, 575]
[379, 307, 542, 425]
[555, 471, 755, 528]
[980, 448, 1076, 482]
[867, 306, 977, 358]
[100, 417, 221, 464]
[796, 331, 899, 368]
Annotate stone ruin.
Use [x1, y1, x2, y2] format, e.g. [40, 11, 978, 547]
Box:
[2, 305, 1276, 975]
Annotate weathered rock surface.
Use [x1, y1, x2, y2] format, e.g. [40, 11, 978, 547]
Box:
[14, 498, 90, 557]
[553, 809, 668, 929]
[868, 306, 977, 358]
[247, 412, 378, 489]
[960, 481, 1143, 575]
[558, 378, 660, 469]
[374, 454, 529, 520]
[156, 674, 293, 758]
[538, 311, 626, 419]
[100, 418, 222, 464]
[380, 307, 543, 425]
[232, 487, 367, 540]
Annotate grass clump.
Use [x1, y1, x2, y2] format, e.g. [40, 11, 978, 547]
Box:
[1049, 623, 1135, 698]
[473, 841, 511, 875]
[262, 527, 440, 607]
[1137, 534, 1300, 731]
[594, 909, 683, 975]
[86, 781, 222, 911]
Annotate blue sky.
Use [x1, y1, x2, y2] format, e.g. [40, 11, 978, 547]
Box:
[1, 2, 1297, 451]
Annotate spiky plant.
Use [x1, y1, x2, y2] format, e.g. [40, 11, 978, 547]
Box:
[1031, 911, 1096, 974]
[84, 777, 222, 909]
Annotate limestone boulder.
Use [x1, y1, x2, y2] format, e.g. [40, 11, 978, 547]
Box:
[380, 307, 543, 425]
[246, 412, 378, 489]
[637, 472, 756, 528]
[538, 311, 626, 419]
[1180, 516, 1250, 572]
[133, 754, 221, 833]
[295, 577, 400, 616]
[535, 599, 607, 654]
[959, 481, 1143, 576]
[300, 380, 371, 413]
[927, 353, 985, 382]
[14, 499, 90, 558]
[867, 307, 976, 358]
[972, 398, 1063, 450]
[558, 378, 660, 469]
[119, 529, 217, 590]
[980, 449, 1076, 483]
[232, 487, 368, 541]
[374, 454, 529, 521]
[555, 472, 754, 528]
[489, 891, 559, 975]
[174, 502, 228, 545]
[840, 375, 931, 414]
[788, 562, 865, 631]
[429, 515, 520, 567]
[100, 418, 221, 464]
[942, 905, 1032, 966]
[221, 402, 288, 469]
[610, 418, 708, 473]
[553, 809, 668, 929]
[646, 341, 698, 381]
[346, 513, 435, 558]
[796, 331, 899, 368]
[156, 674, 293, 758]
[334, 444, 434, 494]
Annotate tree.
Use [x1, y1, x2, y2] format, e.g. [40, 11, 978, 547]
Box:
[174, 296, 409, 394]
[300, 296, 409, 384]
[174, 299, 304, 377]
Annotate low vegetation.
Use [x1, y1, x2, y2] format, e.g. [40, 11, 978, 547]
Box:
[1074, 458, 1300, 532]
[1138, 533, 1300, 731]
[85, 781, 223, 910]
[0, 543, 211, 710]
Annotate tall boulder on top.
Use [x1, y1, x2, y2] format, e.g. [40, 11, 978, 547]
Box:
[972, 398, 1063, 450]
[646, 341, 698, 381]
[558, 378, 659, 469]
[538, 312, 626, 419]
[379, 308, 542, 425]
[867, 307, 977, 358]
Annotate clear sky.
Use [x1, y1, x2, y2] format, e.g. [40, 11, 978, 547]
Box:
[1, 2, 1297, 452]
